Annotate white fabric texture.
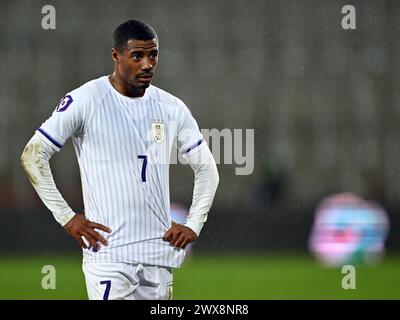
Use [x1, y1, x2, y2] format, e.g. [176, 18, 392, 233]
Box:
[20, 133, 76, 226]
[21, 75, 219, 268]
[82, 262, 173, 300]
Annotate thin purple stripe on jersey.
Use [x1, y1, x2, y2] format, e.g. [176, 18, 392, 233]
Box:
[185, 139, 204, 153]
[37, 128, 63, 148]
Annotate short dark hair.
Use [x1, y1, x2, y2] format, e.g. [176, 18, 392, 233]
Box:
[113, 19, 158, 51]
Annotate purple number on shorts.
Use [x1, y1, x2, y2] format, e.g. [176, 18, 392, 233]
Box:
[138, 155, 148, 182]
[100, 280, 111, 300]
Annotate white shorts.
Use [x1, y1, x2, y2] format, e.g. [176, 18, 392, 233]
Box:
[82, 262, 173, 300]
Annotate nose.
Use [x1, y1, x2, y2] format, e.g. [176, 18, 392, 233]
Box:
[141, 58, 153, 71]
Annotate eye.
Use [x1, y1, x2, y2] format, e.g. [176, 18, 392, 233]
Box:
[131, 53, 142, 60]
[150, 52, 158, 59]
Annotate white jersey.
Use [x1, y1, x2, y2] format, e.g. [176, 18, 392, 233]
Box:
[37, 76, 206, 267]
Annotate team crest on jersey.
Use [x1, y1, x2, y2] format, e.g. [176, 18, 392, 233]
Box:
[151, 120, 165, 144]
[56, 95, 73, 112]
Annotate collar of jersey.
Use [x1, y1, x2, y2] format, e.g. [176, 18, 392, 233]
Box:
[104, 75, 150, 103]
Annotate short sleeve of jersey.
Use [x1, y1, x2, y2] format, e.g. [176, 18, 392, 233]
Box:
[36, 91, 87, 151]
[176, 100, 205, 156]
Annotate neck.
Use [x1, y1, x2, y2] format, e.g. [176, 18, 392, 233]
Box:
[109, 73, 145, 98]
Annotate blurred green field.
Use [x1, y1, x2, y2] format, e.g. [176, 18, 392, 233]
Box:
[0, 253, 399, 299]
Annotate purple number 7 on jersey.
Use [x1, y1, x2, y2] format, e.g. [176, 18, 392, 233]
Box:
[138, 155, 148, 182]
[100, 280, 111, 300]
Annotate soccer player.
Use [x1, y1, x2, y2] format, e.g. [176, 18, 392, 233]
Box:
[20, 19, 219, 300]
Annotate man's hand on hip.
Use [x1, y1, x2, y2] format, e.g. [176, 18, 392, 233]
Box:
[163, 221, 198, 249]
[64, 213, 111, 251]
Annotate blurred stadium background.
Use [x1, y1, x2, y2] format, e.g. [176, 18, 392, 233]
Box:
[1, 0, 400, 299]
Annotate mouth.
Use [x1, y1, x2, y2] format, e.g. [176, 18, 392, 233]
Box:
[137, 74, 153, 82]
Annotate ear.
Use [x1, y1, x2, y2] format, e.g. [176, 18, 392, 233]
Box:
[111, 48, 120, 63]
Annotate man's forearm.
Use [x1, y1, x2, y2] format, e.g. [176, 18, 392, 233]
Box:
[184, 145, 219, 236]
[20, 133, 75, 226]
